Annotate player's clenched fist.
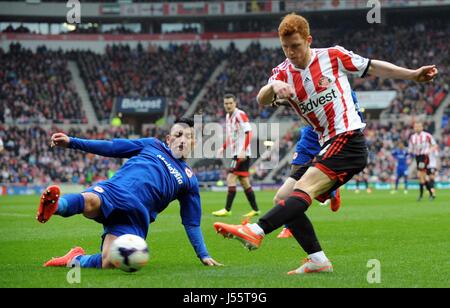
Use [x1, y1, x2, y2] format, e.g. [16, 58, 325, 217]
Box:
[50, 133, 70, 148]
[271, 80, 296, 99]
[413, 65, 438, 83]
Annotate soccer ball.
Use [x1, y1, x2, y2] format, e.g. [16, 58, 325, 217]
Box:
[109, 234, 149, 272]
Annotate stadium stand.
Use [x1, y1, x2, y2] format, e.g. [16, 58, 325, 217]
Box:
[0, 125, 130, 185]
[0, 43, 87, 124]
[0, 10, 448, 186]
[71, 43, 225, 122]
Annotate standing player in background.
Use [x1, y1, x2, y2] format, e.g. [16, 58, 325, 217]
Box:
[212, 94, 260, 218]
[37, 119, 222, 269]
[354, 168, 372, 194]
[408, 122, 437, 201]
[214, 13, 438, 275]
[426, 146, 439, 198]
[391, 142, 409, 194]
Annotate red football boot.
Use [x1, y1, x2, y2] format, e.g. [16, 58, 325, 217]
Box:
[36, 185, 60, 223]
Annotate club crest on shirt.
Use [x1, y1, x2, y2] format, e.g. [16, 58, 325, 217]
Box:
[185, 167, 193, 178]
[293, 152, 298, 160]
[317, 76, 332, 91]
[94, 186, 104, 193]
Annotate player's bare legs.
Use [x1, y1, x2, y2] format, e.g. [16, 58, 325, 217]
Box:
[274, 177, 297, 205]
[215, 166, 335, 273]
[227, 173, 238, 187]
[418, 169, 427, 201]
[238, 176, 251, 190]
[274, 177, 297, 238]
[100, 234, 118, 269]
[292, 167, 336, 199]
[427, 171, 436, 199]
[212, 174, 238, 217]
[239, 176, 260, 217]
[213, 173, 260, 217]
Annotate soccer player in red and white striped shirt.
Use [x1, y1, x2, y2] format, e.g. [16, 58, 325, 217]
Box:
[212, 94, 260, 218]
[408, 122, 438, 200]
[214, 13, 438, 275]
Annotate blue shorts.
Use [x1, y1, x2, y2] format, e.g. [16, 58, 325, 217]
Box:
[83, 185, 150, 241]
[291, 149, 315, 166]
[397, 168, 408, 178]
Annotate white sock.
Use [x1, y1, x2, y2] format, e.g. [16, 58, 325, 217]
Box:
[248, 223, 265, 236]
[308, 251, 329, 264]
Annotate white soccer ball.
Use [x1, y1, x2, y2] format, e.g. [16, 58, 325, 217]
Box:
[109, 234, 149, 272]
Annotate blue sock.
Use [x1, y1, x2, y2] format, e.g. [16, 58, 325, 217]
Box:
[75, 254, 102, 269]
[330, 190, 336, 198]
[55, 194, 85, 217]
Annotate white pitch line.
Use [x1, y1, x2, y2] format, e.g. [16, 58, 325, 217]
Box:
[0, 213, 32, 217]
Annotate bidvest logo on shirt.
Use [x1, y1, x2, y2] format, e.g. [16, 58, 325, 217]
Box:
[298, 86, 338, 114]
[157, 154, 183, 185]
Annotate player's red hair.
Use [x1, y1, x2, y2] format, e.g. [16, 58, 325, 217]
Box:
[278, 13, 310, 39]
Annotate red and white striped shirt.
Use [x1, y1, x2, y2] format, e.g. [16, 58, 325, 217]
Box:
[408, 131, 437, 156]
[224, 108, 252, 157]
[268, 46, 370, 145]
[428, 148, 439, 168]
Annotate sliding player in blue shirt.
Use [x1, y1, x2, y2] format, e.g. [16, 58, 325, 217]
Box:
[36, 119, 222, 269]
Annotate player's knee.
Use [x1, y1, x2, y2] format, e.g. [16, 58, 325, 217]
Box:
[82, 193, 101, 219]
[273, 195, 282, 206]
[239, 178, 250, 189]
[227, 176, 237, 186]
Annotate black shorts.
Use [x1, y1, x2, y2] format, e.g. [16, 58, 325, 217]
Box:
[416, 155, 429, 171]
[427, 168, 436, 176]
[290, 130, 368, 192]
[229, 156, 250, 177]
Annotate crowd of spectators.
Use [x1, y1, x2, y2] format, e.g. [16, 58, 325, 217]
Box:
[2, 21, 447, 126]
[192, 159, 224, 183]
[0, 43, 87, 124]
[0, 125, 132, 185]
[344, 22, 449, 116]
[440, 110, 450, 180]
[72, 43, 224, 122]
[1, 25, 32, 34]
[195, 42, 283, 124]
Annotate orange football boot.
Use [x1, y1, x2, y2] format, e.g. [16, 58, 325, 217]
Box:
[36, 185, 60, 223]
[277, 228, 293, 238]
[44, 247, 85, 267]
[214, 220, 263, 250]
[287, 258, 333, 275]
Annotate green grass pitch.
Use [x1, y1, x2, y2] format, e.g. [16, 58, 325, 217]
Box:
[0, 190, 449, 288]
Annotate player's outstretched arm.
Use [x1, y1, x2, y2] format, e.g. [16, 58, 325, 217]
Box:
[368, 60, 438, 82]
[51, 132, 150, 158]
